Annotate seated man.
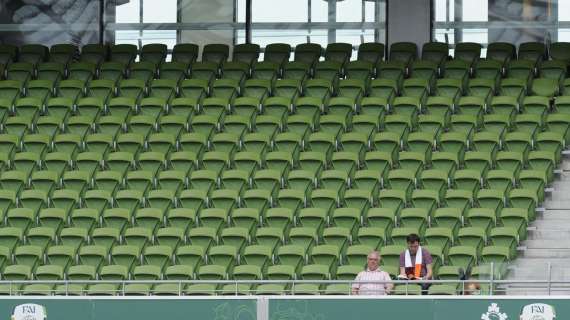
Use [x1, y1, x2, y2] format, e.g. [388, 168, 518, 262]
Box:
[352, 251, 393, 295]
[399, 233, 433, 290]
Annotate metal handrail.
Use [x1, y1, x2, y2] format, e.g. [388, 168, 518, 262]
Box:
[3, 279, 570, 285]
[5, 279, 570, 297]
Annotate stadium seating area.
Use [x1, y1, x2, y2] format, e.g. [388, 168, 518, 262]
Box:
[0, 40, 567, 296]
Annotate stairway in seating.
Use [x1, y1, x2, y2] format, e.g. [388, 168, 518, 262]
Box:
[503, 152, 570, 295]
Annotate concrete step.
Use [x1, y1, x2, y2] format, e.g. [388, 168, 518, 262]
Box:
[503, 282, 570, 288]
[502, 156, 570, 294]
[509, 258, 570, 268]
[504, 288, 570, 295]
[522, 248, 570, 258]
[506, 271, 552, 281]
[557, 161, 570, 171]
[529, 220, 570, 229]
[506, 267, 570, 280]
[524, 240, 570, 249]
[545, 201, 570, 209]
[541, 210, 570, 219]
[503, 282, 570, 289]
[527, 229, 570, 240]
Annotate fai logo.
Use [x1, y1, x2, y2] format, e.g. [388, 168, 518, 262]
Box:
[11, 304, 47, 320]
[520, 303, 556, 320]
[482, 303, 508, 320]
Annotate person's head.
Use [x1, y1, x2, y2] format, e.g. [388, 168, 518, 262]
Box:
[464, 282, 480, 295]
[406, 233, 421, 254]
[367, 251, 380, 271]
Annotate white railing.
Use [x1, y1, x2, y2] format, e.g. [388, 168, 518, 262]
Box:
[0, 278, 566, 296]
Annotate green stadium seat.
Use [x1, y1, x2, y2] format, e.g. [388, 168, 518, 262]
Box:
[344, 244, 373, 267]
[380, 244, 405, 270]
[477, 188, 506, 215]
[220, 227, 249, 253]
[91, 226, 121, 250]
[425, 227, 454, 255]
[0, 44, 17, 65]
[322, 227, 350, 253]
[208, 245, 238, 272]
[277, 244, 305, 272]
[0, 227, 21, 251]
[475, 60, 502, 87]
[466, 206, 497, 235]
[111, 244, 140, 272]
[110, 44, 137, 66]
[7, 208, 36, 232]
[0, 264, 32, 294]
[531, 78, 559, 98]
[254, 227, 284, 252]
[67, 62, 96, 84]
[453, 169, 482, 195]
[38, 208, 66, 233]
[178, 186, 208, 214]
[124, 265, 162, 295]
[455, 42, 481, 66]
[59, 227, 88, 251]
[518, 41, 545, 63]
[310, 188, 338, 214]
[481, 245, 510, 278]
[99, 62, 126, 83]
[391, 227, 420, 247]
[165, 208, 196, 232]
[158, 62, 187, 83]
[26, 80, 53, 105]
[487, 42, 515, 65]
[393, 284, 423, 295]
[203, 43, 230, 67]
[141, 43, 167, 66]
[289, 227, 318, 252]
[188, 227, 218, 252]
[388, 42, 416, 66]
[124, 227, 153, 251]
[314, 61, 342, 84]
[152, 266, 194, 295]
[0, 177, 22, 203]
[292, 43, 321, 69]
[175, 245, 205, 271]
[428, 284, 457, 295]
[26, 227, 55, 251]
[172, 43, 199, 65]
[457, 226, 486, 256]
[332, 207, 361, 236]
[411, 60, 437, 90]
[78, 244, 107, 271]
[448, 245, 477, 272]
[7, 63, 34, 84]
[242, 245, 272, 271]
[357, 226, 387, 250]
[156, 227, 185, 251]
[70, 208, 99, 233]
[46, 245, 75, 271]
[355, 43, 383, 65]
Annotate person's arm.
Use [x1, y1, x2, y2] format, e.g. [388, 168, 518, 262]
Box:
[351, 273, 361, 295]
[351, 286, 359, 295]
[425, 263, 433, 280]
[384, 273, 394, 294]
[398, 253, 407, 278]
[420, 250, 434, 280]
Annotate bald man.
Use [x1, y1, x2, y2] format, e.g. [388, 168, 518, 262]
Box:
[351, 251, 393, 295]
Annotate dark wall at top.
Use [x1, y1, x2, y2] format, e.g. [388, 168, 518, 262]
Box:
[488, 0, 556, 44]
[387, 0, 432, 50]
